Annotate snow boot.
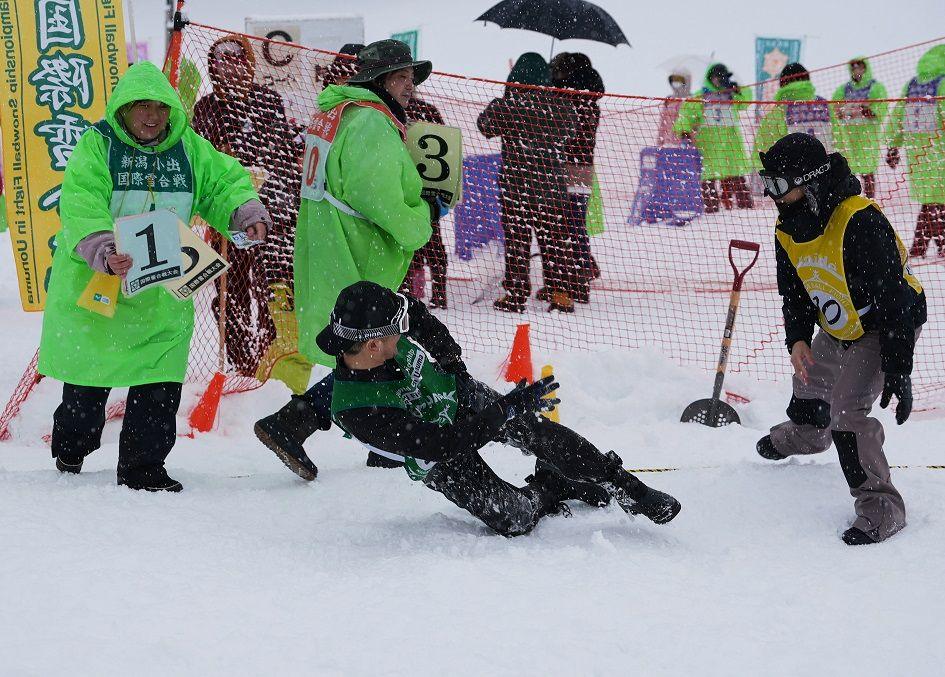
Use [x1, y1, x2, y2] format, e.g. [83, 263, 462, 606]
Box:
[526, 459, 610, 508]
[254, 396, 326, 481]
[842, 526, 878, 546]
[366, 451, 405, 469]
[55, 451, 87, 474]
[756, 435, 786, 460]
[548, 291, 575, 313]
[600, 451, 681, 524]
[494, 295, 527, 313]
[118, 465, 182, 493]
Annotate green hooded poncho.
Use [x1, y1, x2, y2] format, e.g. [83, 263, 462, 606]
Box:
[885, 45, 945, 204]
[753, 79, 837, 162]
[38, 62, 259, 387]
[295, 85, 432, 367]
[830, 57, 888, 174]
[673, 63, 752, 180]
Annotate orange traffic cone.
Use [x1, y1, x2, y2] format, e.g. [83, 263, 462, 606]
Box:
[502, 323, 534, 384]
[188, 371, 225, 434]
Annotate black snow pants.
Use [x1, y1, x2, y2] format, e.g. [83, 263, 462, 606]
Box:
[422, 377, 620, 537]
[52, 382, 183, 479]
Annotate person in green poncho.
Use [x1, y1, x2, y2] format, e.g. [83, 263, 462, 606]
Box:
[38, 62, 270, 492]
[254, 40, 438, 480]
[831, 57, 888, 199]
[755, 63, 836, 159]
[885, 45, 945, 258]
[674, 62, 754, 213]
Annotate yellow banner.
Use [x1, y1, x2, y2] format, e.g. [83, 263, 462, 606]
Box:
[1, 0, 127, 311]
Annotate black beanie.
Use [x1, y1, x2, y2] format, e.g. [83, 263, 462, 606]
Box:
[759, 133, 830, 181]
[779, 62, 810, 87]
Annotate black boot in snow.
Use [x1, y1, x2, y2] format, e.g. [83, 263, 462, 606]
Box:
[254, 396, 327, 481]
[526, 459, 610, 508]
[756, 435, 786, 460]
[841, 526, 878, 546]
[600, 451, 681, 524]
[118, 465, 183, 492]
[55, 451, 87, 474]
[366, 451, 405, 469]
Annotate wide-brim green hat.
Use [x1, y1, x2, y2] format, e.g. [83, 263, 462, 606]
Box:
[348, 39, 433, 85]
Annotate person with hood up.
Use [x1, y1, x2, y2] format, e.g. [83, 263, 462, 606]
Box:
[253, 39, 438, 479]
[831, 57, 888, 199]
[38, 62, 270, 492]
[755, 133, 926, 546]
[192, 34, 310, 394]
[478, 53, 578, 313]
[657, 68, 692, 147]
[674, 63, 754, 213]
[315, 281, 681, 537]
[885, 44, 945, 258]
[550, 52, 604, 302]
[754, 63, 836, 156]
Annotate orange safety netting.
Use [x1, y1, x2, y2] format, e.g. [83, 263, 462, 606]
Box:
[2, 25, 944, 441]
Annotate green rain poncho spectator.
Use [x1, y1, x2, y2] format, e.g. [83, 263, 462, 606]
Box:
[38, 62, 268, 492]
[674, 62, 753, 213]
[831, 57, 888, 198]
[755, 63, 836, 157]
[885, 45, 945, 257]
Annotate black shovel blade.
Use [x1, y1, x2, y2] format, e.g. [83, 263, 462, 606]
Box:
[680, 398, 741, 427]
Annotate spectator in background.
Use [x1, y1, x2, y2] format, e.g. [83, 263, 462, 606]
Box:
[674, 63, 753, 213]
[478, 52, 577, 313]
[192, 35, 312, 394]
[755, 63, 835, 157]
[832, 57, 888, 199]
[401, 92, 450, 309]
[885, 45, 945, 258]
[550, 52, 604, 303]
[657, 68, 692, 147]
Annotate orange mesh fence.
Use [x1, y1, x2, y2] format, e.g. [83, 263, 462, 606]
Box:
[2, 26, 944, 440]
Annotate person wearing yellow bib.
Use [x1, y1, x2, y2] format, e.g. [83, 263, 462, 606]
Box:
[755, 133, 927, 546]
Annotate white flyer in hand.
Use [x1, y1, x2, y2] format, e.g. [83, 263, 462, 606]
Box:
[114, 209, 184, 297]
[163, 221, 230, 301]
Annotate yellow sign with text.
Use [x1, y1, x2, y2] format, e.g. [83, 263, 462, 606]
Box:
[1, 0, 128, 311]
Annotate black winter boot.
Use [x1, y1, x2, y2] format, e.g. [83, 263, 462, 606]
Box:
[254, 396, 327, 481]
[841, 526, 878, 546]
[600, 451, 681, 524]
[526, 459, 610, 508]
[118, 465, 182, 492]
[366, 451, 405, 469]
[756, 435, 786, 460]
[55, 451, 87, 474]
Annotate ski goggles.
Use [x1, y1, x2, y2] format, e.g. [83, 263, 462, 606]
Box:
[330, 292, 410, 342]
[759, 161, 830, 199]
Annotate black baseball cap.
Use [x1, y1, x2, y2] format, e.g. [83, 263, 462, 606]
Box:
[316, 282, 410, 357]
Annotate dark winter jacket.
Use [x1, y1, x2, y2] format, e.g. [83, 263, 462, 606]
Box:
[332, 297, 508, 463]
[775, 153, 927, 373]
[406, 96, 446, 125]
[554, 65, 604, 167]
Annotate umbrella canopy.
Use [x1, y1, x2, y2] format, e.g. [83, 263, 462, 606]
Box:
[476, 0, 630, 47]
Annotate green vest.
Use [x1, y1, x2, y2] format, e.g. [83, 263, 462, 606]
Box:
[332, 337, 458, 481]
[93, 121, 195, 219]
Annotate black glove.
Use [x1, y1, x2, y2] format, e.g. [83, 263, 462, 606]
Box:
[497, 376, 560, 421]
[886, 147, 900, 169]
[879, 373, 912, 425]
[438, 355, 468, 377]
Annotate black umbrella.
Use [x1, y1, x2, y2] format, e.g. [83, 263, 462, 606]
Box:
[476, 0, 630, 52]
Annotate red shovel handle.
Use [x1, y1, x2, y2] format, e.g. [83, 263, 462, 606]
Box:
[729, 240, 760, 291]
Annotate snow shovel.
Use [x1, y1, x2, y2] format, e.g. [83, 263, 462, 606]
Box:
[681, 239, 760, 427]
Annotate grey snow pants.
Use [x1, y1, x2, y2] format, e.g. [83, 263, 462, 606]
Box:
[769, 330, 912, 542]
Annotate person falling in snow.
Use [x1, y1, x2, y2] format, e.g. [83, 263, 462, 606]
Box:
[755, 133, 926, 546]
[39, 62, 270, 492]
[253, 39, 441, 479]
[314, 281, 681, 537]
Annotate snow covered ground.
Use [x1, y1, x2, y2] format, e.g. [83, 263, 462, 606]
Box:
[2, 230, 944, 676]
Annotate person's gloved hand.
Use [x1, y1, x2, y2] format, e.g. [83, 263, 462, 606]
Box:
[497, 375, 560, 421]
[886, 147, 900, 169]
[880, 373, 912, 425]
[438, 355, 468, 377]
[425, 195, 450, 222]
